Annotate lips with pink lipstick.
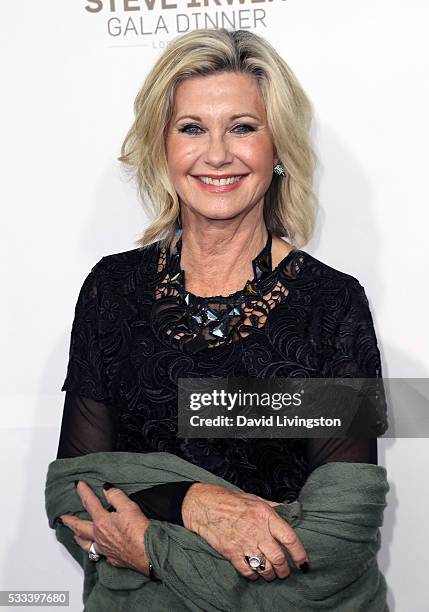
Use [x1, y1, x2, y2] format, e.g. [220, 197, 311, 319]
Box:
[191, 173, 248, 192]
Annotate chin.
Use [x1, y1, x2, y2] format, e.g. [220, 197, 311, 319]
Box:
[193, 207, 247, 221]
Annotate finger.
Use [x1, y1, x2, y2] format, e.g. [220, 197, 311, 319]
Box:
[231, 555, 260, 581]
[76, 481, 107, 522]
[102, 483, 137, 513]
[258, 540, 290, 580]
[254, 558, 276, 582]
[60, 514, 95, 541]
[73, 534, 92, 552]
[268, 515, 308, 571]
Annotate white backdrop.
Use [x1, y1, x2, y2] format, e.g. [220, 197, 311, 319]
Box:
[1, 1, 428, 610]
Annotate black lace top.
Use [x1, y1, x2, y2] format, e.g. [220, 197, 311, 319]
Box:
[56, 237, 382, 524]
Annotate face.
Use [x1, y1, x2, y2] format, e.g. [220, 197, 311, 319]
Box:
[165, 72, 278, 224]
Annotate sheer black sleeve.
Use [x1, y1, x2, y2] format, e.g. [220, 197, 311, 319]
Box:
[58, 258, 116, 454]
[58, 260, 195, 526]
[56, 392, 195, 525]
[306, 279, 386, 474]
[306, 437, 378, 473]
[56, 393, 119, 458]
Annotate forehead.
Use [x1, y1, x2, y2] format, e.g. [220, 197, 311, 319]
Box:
[171, 72, 266, 117]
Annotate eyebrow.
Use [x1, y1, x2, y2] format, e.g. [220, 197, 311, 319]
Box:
[174, 113, 261, 122]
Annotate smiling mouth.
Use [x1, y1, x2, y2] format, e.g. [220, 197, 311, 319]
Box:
[194, 175, 246, 186]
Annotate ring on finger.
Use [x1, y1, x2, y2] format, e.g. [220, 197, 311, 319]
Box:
[88, 541, 102, 563]
[245, 554, 266, 571]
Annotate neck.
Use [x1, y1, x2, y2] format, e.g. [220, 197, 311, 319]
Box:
[170, 225, 269, 298]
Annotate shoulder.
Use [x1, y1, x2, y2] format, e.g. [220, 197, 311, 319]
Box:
[295, 250, 373, 317]
[298, 252, 382, 370]
[299, 250, 367, 294]
[86, 242, 161, 292]
[99, 242, 159, 273]
[71, 243, 161, 325]
[69, 243, 160, 310]
[298, 250, 361, 286]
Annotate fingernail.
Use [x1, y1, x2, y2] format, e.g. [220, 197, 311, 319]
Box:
[299, 561, 310, 574]
[103, 482, 114, 490]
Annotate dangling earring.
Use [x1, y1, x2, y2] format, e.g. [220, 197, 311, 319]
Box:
[273, 162, 286, 177]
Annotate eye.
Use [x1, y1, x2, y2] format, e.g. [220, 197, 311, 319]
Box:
[231, 124, 256, 134]
[178, 124, 203, 135]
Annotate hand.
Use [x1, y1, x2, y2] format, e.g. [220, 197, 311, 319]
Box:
[181, 483, 308, 582]
[60, 481, 154, 577]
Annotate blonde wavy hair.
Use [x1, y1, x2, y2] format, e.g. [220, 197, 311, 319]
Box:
[118, 28, 318, 250]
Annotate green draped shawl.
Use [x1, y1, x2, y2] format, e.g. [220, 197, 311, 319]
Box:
[45, 452, 389, 611]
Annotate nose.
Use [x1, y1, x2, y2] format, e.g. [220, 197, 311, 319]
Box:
[204, 132, 233, 167]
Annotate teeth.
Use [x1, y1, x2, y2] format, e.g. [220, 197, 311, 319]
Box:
[198, 176, 243, 185]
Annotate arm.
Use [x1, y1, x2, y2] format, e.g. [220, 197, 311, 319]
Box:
[58, 258, 196, 524]
[143, 281, 388, 605]
[179, 280, 386, 580]
[56, 391, 197, 524]
[306, 436, 377, 473]
[47, 445, 388, 610]
[56, 393, 118, 459]
[176, 437, 379, 580]
[305, 278, 386, 473]
[144, 462, 388, 611]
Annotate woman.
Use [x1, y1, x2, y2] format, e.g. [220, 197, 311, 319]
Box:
[53, 28, 387, 606]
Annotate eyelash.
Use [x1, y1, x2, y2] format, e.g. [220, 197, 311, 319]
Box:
[177, 123, 256, 136]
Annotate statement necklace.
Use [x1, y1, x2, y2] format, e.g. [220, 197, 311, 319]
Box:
[165, 230, 274, 344]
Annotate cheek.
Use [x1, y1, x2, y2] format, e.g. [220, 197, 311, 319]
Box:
[166, 137, 199, 176]
[244, 155, 274, 181]
[239, 139, 274, 173]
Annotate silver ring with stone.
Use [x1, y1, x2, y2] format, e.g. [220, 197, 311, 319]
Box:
[88, 541, 102, 562]
[245, 554, 266, 571]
